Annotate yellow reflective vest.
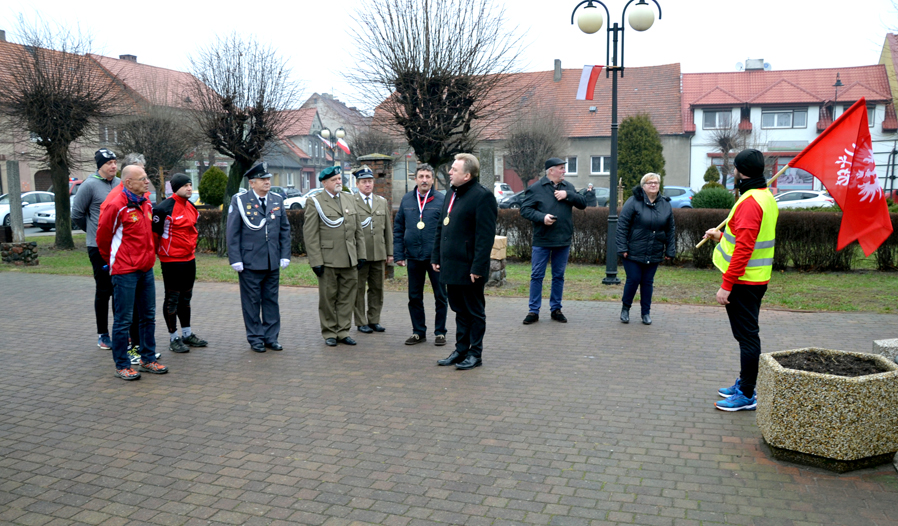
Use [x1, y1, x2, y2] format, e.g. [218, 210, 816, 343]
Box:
[713, 188, 778, 283]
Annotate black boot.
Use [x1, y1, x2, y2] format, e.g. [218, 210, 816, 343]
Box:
[620, 306, 630, 324]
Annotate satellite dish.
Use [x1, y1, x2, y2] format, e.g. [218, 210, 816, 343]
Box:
[735, 62, 744, 71]
[763, 62, 772, 71]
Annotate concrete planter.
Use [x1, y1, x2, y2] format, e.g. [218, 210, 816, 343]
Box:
[757, 348, 898, 473]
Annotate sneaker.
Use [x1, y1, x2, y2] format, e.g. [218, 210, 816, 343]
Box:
[523, 313, 539, 325]
[127, 347, 140, 365]
[405, 334, 425, 345]
[98, 334, 112, 350]
[138, 361, 168, 374]
[715, 392, 757, 412]
[169, 337, 190, 353]
[718, 378, 757, 398]
[182, 334, 208, 347]
[550, 310, 567, 323]
[435, 334, 447, 346]
[115, 367, 140, 381]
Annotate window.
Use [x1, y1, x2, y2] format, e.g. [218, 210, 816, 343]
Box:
[565, 156, 577, 174]
[38, 193, 54, 203]
[591, 156, 610, 175]
[868, 105, 876, 127]
[664, 188, 685, 197]
[703, 110, 732, 129]
[761, 109, 807, 129]
[98, 125, 118, 144]
[287, 173, 295, 187]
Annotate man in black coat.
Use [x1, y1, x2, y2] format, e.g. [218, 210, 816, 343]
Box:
[393, 164, 448, 346]
[519, 158, 587, 324]
[432, 153, 498, 370]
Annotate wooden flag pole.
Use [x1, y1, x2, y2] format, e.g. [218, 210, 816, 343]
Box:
[694, 165, 790, 248]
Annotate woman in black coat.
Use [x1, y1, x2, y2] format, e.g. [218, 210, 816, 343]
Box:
[616, 173, 676, 325]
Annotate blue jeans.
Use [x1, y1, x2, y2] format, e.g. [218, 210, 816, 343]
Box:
[111, 269, 157, 370]
[529, 246, 570, 314]
[621, 258, 659, 315]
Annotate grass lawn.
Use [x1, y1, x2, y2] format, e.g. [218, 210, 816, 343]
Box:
[4, 234, 896, 314]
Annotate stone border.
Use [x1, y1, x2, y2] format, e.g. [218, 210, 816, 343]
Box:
[1, 242, 40, 266]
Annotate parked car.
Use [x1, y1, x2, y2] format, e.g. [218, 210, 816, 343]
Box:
[498, 191, 526, 209]
[284, 188, 303, 198]
[494, 182, 513, 200]
[285, 188, 325, 210]
[774, 190, 835, 209]
[0, 191, 55, 226]
[591, 187, 611, 207]
[269, 186, 288, 199]
[662, 186, 695, 208]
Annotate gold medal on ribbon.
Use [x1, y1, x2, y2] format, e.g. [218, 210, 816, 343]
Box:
[416, 221, 425, 230]
[443, 217, 450, 226]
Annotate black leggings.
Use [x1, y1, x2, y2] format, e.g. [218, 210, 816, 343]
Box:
[161, 260, 196, 334]
[726, 284, 767, 397]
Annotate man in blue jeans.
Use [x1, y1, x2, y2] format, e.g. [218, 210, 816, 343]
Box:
[519, 158, 587, 324]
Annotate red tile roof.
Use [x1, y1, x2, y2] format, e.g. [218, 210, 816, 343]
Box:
[279, 108, 319, 137]
[280, 138, 310, 160]
[683, 65, 893, 132]
[89, 54, 201, 109]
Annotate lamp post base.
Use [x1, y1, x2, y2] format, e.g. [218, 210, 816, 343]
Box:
[602, 275, 621, 286]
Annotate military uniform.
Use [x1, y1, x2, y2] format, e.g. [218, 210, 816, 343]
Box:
[226, 164, 291, 351]
[304, 166, 367, 343]
[353, 168, 393, 331]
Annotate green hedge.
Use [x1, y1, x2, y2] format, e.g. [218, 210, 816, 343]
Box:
[195, 209, 898, 271]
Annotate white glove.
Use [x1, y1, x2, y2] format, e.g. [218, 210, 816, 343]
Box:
[280, 258, 290, 269]
[231, 262, 244, 272]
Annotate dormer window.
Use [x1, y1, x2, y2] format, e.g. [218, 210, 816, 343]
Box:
[702, 110, 731, 129]
[762, 109, 807, 129]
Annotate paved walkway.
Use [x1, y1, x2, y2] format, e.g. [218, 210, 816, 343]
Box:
[0, 272, 896, 526]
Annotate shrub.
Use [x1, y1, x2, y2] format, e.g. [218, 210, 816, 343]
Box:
[703, 165, 721, 184]
[197, 208, 221, 253]
[198, 166, 228, 207]
[774, 211, 855, 271]
[618, 113, 665, 202]
[874, 213, 898, 271]
[671, 208, 729, 267]
[692, 187, 735, 209]
[702, 181, 725, 190]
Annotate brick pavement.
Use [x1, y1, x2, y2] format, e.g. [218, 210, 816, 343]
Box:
[0, 272, 896, 526]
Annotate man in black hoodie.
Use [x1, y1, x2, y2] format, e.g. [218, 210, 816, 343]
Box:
[519, 158, 587, 324]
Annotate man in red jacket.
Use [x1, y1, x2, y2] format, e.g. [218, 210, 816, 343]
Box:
[153, 173, 208, 354]
[96, 165, 168, 380]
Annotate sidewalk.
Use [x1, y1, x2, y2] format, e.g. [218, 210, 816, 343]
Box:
[0, 273, 895, 526]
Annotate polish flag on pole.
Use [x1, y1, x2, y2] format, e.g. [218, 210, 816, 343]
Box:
[576, 65, 603, 101]
[336, 138, 351, 155]
[788, 97, 893, 256]
[318, 135, 333, 148]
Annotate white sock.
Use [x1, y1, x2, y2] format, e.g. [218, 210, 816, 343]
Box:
[182, 327, 192, 338]
[170, 332, 179, 342]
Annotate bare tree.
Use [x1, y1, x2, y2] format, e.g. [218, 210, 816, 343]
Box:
[117, 109, 197, 201]
[503, 105, 569, 187]
[350, 0, 528, 189]
[188, 33, 302, 255]
[0, 16, 121, 249]
[346, 124, 399, 164]
[707, 119, 768, 184]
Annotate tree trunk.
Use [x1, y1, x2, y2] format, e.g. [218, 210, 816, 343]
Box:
[48, 145, 74, 250]
[6, 161, 25, 243]
[217, 160, 250, 257]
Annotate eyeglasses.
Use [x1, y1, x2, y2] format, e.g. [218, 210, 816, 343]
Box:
[644, 181, 660, 185]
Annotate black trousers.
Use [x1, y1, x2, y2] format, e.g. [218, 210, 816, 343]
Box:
[725, 284, 767, 397]
[238, 268, 280, 346]
[161, 260, 196, 334]
[406, 259, 448, 337]
[446, 279, 487, 359]
[88, 247, 138, 344]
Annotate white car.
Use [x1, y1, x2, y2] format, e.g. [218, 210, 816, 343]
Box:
[774, 190, 835, 209]
[0, 191, 56, 226]
[285, 188, 325, 210]
[494, 182, 513, 200]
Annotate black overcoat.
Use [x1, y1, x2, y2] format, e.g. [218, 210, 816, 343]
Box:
[616, 185, 676, 264]
[431, 178, 498, 285]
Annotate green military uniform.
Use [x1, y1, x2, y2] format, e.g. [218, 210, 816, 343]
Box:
[304, 188, 367, 340]
[353, 189, 393, 328]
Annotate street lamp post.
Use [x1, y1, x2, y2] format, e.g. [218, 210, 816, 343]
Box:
[571, 0, 661, 285]
[320, 126, 346, 168]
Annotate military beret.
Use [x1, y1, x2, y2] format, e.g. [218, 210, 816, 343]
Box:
[243, 162, 272, 180]
[353, 165, 374, 179]
[319, 165, 342, 181]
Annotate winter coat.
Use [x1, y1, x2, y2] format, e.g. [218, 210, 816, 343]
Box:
[431, 178, 498, 285]
[96, 188, 156, 275]
[519, 176, 587, 248]
[393, 187, 445, 261]
[152, 194, 198, 263]
[616, 185, 676, 264]
[580, 188, 598, 207]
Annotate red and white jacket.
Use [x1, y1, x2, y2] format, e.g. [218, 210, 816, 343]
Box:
[96, 187, 156, 275]
[152, 195, 198, 263]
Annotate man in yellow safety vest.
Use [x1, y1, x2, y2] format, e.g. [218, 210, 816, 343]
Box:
[703, 149, 779, 412]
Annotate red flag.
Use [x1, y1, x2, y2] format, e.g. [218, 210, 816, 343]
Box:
[576, 65, 603, 101]
[788, 98, 893, 256]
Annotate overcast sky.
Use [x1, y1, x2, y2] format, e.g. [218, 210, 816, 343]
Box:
[2, 0, 894, 113]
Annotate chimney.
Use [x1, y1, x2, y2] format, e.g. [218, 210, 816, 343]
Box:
[0, 30, 6, 42]
[745, 58, 764, 71]
[119, 54, 137, 62]
[554, 59, 562, 82]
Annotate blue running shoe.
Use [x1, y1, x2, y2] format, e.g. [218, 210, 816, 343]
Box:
[98, 334, 112, 350]
[718, 378, 743, 398]
[715, 392, 757, 412]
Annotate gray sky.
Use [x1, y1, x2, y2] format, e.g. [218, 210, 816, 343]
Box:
[3, 0, 893, 113]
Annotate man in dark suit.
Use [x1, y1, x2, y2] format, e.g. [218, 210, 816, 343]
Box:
[432, 153, 498, 370]
[226, 163, 291, 353]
